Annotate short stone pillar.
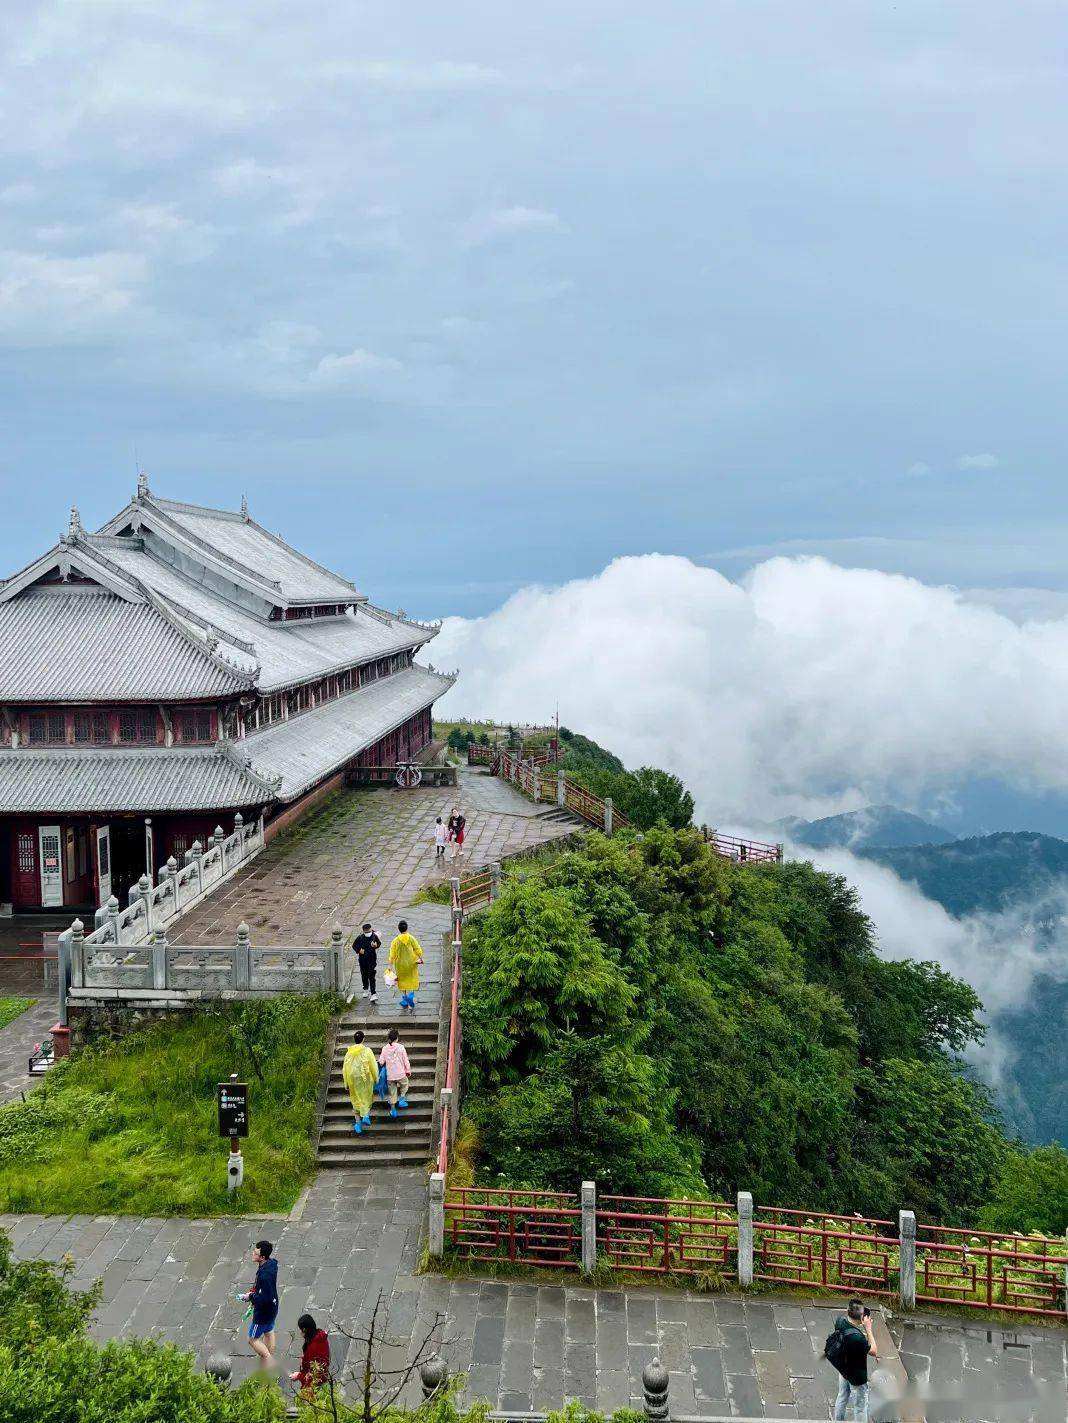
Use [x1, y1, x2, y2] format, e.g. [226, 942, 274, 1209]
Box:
[604, 797, 613, 835]
[490, 861, 502, 901]
[428, 1171, 446, 1257]
[642, 1358, 669, 1423]
[329, 925, 344, 991]
[150, 929, 168, 992]
[557, 770, 566, 808]
[137, 873, 153, 935]
[69, 917, 86, 988]
[737, 1190, 754, 1287]
[898, 1209, 917, 1310]
[440, 1086, 456, 1148]
[420, 1355, 448, 1401]
[106, 895, 121, 945]
[581, 1180, 597, 1274]
[205, 1353, 232, 1388]
[234, 921, 252, 990]
[234, 810, 244, 845]
[532, 768, 540, 803]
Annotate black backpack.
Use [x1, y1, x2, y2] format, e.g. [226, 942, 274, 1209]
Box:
[823, 1324, 846, 1373]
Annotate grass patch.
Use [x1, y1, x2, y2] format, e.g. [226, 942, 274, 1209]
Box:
[0, 998, 35, 1032]
[0, 994, 338, 1217]
[413, 881, 453, 905]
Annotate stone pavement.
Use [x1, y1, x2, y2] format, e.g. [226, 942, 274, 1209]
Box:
[0, 998, 57, 1106]
[169, 768, 570, 955]
[6, 1175, 1066, 1417]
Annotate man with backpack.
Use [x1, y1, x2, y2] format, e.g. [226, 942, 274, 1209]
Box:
[825, 1297, 878, 1421]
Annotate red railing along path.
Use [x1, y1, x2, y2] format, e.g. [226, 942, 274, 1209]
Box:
[596, 1196, 737, 1275]
[704, 830, 784, 864]
[752, 1207, 899, 1297]
[445, 1186, 582, 1268]
[915, 1224, 1068, 1319]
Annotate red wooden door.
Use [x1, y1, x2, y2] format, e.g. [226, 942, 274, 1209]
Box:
[13, 828, 38, 907]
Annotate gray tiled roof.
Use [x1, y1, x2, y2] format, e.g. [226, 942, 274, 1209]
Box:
[149, 497, 359, 604]
[0, 745, 273, 814]
[243, 664, 455, 800]
[100, 543, 431, 692]
[0, 589, 251, 701]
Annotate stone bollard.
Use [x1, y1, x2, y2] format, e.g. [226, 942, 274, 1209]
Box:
[151, 928, 168, 992]
[737, 1191, 754, 1287]
[428, 1172, 445, 1258]
[581, 1180, 597, 1274]
[330, 925, 344, 991]
[234, 921, 252, 991]
[205, 1353, 232, 1388]
[642, 1358, 670, 1423]
[898, 1209, 917, 1310]
[419, 1355, 448, 1401]
[604, 796, 613, 835]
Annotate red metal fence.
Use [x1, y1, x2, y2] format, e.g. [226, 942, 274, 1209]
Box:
[752, 1207, 898, 1297]
[704, 830, 784, 864]
[916, 1224, 1068, 1319]
[597, 1196, 737, 1275]
[445, 1186, 582, 1268]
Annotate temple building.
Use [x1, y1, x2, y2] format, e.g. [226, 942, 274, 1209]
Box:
[0, 477, 455, 912]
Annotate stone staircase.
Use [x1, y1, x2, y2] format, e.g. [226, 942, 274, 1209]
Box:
[316, 1014, 439, 1169]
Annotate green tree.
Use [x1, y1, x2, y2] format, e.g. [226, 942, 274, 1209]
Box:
[612, 767, 695, 830]
[446, 728, 475, 753]
[978, 1144, 1068, 1236]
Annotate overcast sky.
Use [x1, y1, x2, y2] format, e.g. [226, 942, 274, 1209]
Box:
[2, 1, 1066, 616]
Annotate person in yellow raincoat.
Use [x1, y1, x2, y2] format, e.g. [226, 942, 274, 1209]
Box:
[388, 920, 423, 1012]
[341, 1029, 378, 1134]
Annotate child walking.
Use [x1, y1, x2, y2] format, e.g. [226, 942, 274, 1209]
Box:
[433, 817, 447, 861]
[379, 1027, 412, 1118]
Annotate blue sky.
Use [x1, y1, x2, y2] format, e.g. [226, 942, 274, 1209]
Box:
[2, 1, 1067, 618]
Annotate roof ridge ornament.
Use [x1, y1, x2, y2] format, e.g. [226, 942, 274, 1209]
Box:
[62, 505, 82, 544]
[240, 494, 249, 521]
[136, 470, 150, 499]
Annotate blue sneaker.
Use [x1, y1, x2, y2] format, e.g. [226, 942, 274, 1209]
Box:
[389, 1106, 398, 1118]
[361, 1113, 372, 1126]
[397, 1097, 409, 1109]
[353, 1120, 362, 1134]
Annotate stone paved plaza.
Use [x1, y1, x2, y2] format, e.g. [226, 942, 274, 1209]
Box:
[5, 1174, 1066, 1417]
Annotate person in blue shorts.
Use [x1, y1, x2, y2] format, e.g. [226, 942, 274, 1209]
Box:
[241, 1238, 279, 1369]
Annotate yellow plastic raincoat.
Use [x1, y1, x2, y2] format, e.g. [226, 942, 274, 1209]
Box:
[342, 1043, 379, 1119]
[389, 932, 423, 992]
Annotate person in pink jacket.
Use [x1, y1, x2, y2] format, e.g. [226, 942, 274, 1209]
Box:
[378, 1027, 412, 1118]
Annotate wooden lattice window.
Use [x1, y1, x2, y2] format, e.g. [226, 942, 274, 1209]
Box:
[28, 711, 66, 744]
[178, 709, 212, 742]
[119, 709, 158, 743]
[74, 711, 111, 744]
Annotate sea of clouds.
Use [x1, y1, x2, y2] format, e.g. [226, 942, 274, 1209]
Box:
[433, 553, 1068, 1115]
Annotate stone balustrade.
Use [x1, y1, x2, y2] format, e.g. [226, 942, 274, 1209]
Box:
[63, 920, 343, 1002]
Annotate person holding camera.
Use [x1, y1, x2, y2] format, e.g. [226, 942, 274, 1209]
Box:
[825, 1297, 878, 1421]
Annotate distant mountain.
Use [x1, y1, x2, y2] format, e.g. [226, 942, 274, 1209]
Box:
[859, 831, 1068, 1149]
[782, 804, 956, 851]
[869, 830, 1068, 916]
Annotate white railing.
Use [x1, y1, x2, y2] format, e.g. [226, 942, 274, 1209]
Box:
[64, 920, 342, 999]
[80, 812, 266, 953]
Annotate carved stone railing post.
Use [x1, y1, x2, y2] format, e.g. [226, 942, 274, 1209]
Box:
[106, 895, 121, 945]
[69, 917, 85, 989]
[233, 921, 251, 991]
[642, 1359, 669, 1423]
[581, 1180, 597, 1274]
[532, 767, 540, 803]
[165, 856, 178, 909]
[137, 873, 153, 937]
[604, 796, 614, 835]
[557, 770, 566, 807]
[233, 812, 244, 859]
[329, 926, 343, 991]
[428, 1172, 445, 1257]
[151, 929, 168, 991]
[737, 1190, 754, 1286]
[189, 840, 203, 895]
[898, 1209, 917, 1310]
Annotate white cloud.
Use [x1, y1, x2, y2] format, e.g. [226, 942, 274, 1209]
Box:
[320, 59, 508, 90]
[0, 250, 148, 342]
[905, 461, 930, 477]
[433, 553, 1068, 825]
[306, 348, 404, 387]
[463, 206, 567, 248]
[957, 452, 1000, 470]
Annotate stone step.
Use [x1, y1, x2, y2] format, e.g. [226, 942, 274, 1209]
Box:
[316, 1147, 433, 1169]
[323, 1101, 433, 1123]
[319, 1119, 432, 1142]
